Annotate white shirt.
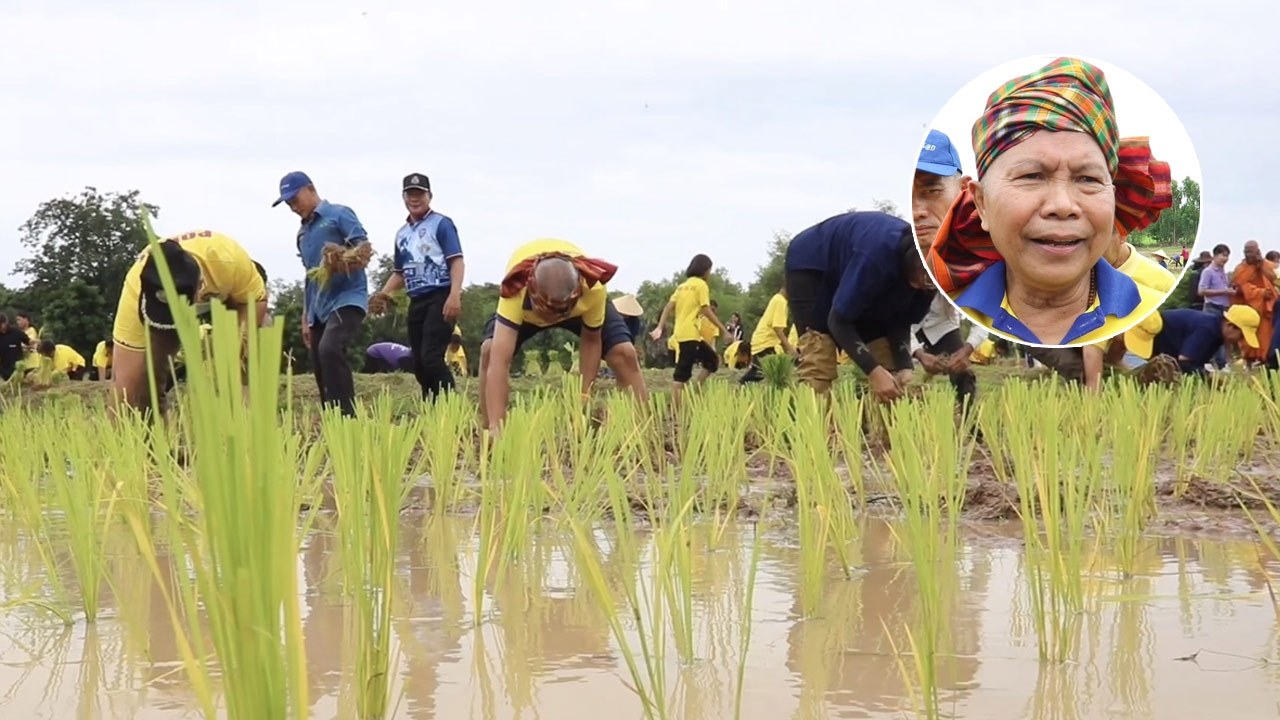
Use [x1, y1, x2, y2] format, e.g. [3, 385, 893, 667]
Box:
[910, 294, 988, 352]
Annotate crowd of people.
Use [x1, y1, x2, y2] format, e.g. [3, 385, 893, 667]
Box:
[3, 57, 1268, 431]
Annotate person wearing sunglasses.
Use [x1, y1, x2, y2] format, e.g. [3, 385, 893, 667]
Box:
[478, 238, 650, 432]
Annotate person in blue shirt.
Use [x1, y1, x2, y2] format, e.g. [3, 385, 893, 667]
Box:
[784, 211, 936, 401]
[1123, 305, 1260, 376]
[370, 173, 465, 400]
[274, 171, 370, 417]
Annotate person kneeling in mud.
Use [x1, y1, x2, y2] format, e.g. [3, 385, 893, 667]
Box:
[1120, 305, 1261, 382]
[479, 239, 649, 433]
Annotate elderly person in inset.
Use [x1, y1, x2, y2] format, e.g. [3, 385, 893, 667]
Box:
[925, 57, 1171, 347]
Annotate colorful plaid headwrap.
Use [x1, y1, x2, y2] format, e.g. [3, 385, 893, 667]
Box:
[924, 58, 1174, 294]
[972, 57, 1118, 179]
[500, 252, 618, 299]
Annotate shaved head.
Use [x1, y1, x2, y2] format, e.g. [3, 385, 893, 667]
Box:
[532, 257, 581, 302]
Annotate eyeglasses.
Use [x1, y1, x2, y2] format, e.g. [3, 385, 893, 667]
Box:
[530, 286, 583, 319]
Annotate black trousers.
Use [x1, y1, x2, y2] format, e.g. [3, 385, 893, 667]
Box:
[406, 289, 457, 400]
[916, 328, 977, 406]
[739, 347, 777, 384]
[309, 306, 365, 417]
[785, 270, 827, 335]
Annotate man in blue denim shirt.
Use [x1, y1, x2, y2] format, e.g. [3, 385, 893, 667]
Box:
[371, 173, 465, 400]
[273, 171, 369, 417]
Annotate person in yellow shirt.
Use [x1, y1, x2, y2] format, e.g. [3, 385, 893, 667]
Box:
[446, 332, 468, 377]
[700, 299, 722, 352]
[740, 287, 795, 384]
[110, 230, 270, 416]
[92, 340, 113, 381]
[723, 340, 751, 370]
[479, 239, 649, 432]
[37, 340, 87, 380]
[15, 313, 39, 367]
[650, 254, 730, 401]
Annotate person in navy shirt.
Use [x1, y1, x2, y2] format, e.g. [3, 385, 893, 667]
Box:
[1123, 305, 1260, 376]
[784, 211, 935, 401]
[274, 171, 369, 417]
[370, 173, 465, 400]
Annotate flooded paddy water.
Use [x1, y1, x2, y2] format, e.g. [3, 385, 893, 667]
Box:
[3, 516, 1279, 719]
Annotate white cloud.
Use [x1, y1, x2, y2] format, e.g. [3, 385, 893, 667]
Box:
[0, 0, 1276, 302]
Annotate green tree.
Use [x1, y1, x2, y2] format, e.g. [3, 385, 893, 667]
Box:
[11, 187, 154, 355]
[1134, 176, 1201, 248]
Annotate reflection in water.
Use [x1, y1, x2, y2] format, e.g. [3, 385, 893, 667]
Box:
[0, 519, 1278, 718]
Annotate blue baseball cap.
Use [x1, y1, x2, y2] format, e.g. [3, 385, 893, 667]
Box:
[917, 129, 963, 177]
[272, 171, 313, 207]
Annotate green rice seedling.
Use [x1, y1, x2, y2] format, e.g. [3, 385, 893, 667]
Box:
[983, 381, 1100, 663]
[561, 518, 668, 719]
[419, 389, 474, 515]
[759, 353, 795, 390]
[786, 386, 859, 617]
[48, 422, 125, 623]
[1191, 381, 1265, 480]
[121, 220, 314, 719]
[472, 399, 551, 621]
[1165, 380, 1199, 496]
[881, 386, 975, 719]
[830, 383, 868, 507]
[1099, 377, 1169, 578]
[323, 397, 421, 720]
[654, 495, 699, 664]
[732, 523, 764, 720]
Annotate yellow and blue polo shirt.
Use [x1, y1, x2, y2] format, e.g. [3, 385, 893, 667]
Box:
[952, 258, 1164, 346]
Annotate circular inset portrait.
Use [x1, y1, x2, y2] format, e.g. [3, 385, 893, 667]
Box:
[911, 55, 1202, 349]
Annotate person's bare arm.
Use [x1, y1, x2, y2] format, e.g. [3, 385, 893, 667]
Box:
[484, 324, 519, 431]
[1082, 346, 1104, 391]
[443, 257, 465, 322]
[379, 272, 406, 296]
[649, 301, 676, 339]
[579, 328, 603, 398]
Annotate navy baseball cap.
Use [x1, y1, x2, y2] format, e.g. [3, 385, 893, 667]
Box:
[272, 171, 313, 207]
[917, 129, 963, 177]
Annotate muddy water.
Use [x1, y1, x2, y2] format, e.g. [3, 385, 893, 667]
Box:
[2, 519, 1279, 720]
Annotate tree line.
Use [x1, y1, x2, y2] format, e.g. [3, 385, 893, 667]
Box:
[0, 188, 912, 375]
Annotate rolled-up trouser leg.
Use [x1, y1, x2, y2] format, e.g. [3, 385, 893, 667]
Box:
[797, 330, 838, 394]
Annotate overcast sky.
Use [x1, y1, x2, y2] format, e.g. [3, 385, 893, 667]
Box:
[1, 1, 1275, 295]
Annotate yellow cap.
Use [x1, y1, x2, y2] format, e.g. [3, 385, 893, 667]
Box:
[1123, 310, 1164, 360]
[1225, 304, 1261, 348]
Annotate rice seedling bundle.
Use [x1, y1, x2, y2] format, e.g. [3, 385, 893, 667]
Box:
[119, 230, 315, 719]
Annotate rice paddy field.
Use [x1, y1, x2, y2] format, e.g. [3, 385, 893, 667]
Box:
[3, 309, 1280, 720]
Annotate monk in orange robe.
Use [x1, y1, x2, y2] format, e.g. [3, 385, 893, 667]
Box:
[1230, 239, 1277, 363]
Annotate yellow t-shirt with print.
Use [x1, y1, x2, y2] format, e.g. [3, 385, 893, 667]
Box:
[112, 231, 268, 350]
[51, 345, 86, 374]
[670, 277, 710, 343]
[23, 326, 39, 365]
[751, 293, 789, 354]
[495, 239, 608, 330]
[93, 341, 111, 369]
